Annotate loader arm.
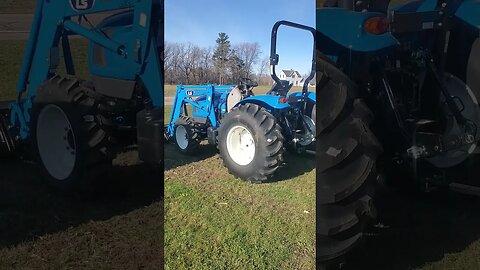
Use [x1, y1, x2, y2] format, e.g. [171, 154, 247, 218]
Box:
[11, 0, 163, 140]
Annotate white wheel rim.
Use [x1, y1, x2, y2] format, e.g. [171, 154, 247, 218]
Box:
[175, 125, 189, 150]
[226, 125, 255, 166]
[37, 104, 76, 180]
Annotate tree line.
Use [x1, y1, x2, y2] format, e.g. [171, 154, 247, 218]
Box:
[164, 33, 272, 86]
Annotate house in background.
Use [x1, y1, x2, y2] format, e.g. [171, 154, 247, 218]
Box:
[301, 73, 316, 87]
[279, 69, 303, 87]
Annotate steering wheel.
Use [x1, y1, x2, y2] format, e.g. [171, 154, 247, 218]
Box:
[240, 77, 258, 88]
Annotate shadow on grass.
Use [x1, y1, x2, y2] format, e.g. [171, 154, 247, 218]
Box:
[0, 155, 163, 249]
[271, 152, 316, 182]
[165, 142, 315, 182]
[164, 143, 217, 171]
[343, 156, 480, 270]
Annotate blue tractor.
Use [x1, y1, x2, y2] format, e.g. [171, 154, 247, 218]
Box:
[0, 0, 164, 190]
[165, 21, 317, 183]
[316, 0, 480, 266]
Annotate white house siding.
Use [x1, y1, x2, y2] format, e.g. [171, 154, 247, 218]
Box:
[279, 69, 303, 87]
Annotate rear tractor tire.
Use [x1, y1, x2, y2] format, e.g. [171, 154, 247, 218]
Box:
[173, 116, 201, 154]
[316, 57, 383, 266]
[31, 75, 111, 191]
[218, 103, 284, 183]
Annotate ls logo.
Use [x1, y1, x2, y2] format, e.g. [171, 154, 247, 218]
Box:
[70, 0, 95, 11]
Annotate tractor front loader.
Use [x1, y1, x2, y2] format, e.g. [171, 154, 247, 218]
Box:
[0, 0, 164, 190]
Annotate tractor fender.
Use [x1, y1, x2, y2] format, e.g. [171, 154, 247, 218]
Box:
[288, 91, 316, 103]
[236, 95, 290, 111]
[455, 0, 480, 31]
[316, 8, 398, 54]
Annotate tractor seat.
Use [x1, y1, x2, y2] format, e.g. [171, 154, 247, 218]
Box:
[267, 80, 293, 96]
[226, 86, 243, 112]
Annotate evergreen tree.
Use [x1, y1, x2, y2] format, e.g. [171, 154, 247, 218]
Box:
[212, 32, 231, 84]
[228, 50, 245, 83]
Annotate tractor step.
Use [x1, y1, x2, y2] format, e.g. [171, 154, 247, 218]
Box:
[449, 182, 480, 197]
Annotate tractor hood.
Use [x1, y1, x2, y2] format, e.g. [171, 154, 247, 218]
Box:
[455, 0, 480, 31]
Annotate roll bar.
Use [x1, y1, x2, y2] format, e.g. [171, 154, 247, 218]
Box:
[270, 20, 316, 95]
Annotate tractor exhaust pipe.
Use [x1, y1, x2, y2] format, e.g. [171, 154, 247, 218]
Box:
[0, 106, 17, 158]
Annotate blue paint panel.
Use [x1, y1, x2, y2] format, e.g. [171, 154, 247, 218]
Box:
[317, 8, 398, 53]
[239, 95, 290, 110]
[88, 27, 138, 80]
[455, 0, 480, 30]
[417, 0, 437, 12]
[166, 84, 235, 137]
[288, 91, 316, 103]
[239, 91, 316, 111]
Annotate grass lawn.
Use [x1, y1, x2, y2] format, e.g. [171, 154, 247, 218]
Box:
[0, 152, 163, 269]
[164, 146, 316, 269]
[163, 105, 316, 269]
[0, 40, 26, 100]
[0, 0, 36, 14]
[0, 40, 90, 101]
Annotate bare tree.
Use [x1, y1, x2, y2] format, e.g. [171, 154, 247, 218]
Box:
[233, 42, 261, 79]
[164, 42, 173, 72]
[164, 42, 184, 85]
[199, 47, 214, 84]
[165, 36, 269, 86]
[180, 43, 207, 85]
[257, 56, 272, 86]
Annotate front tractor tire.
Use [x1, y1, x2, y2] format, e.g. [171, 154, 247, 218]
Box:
[173, 116, 201, 154]
[218, 103, 284, 183]
[31, 75, 111, 191]
[316, 57, 383, 266]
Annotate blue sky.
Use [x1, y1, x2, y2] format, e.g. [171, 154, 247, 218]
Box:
[165, 0, 315, 75]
